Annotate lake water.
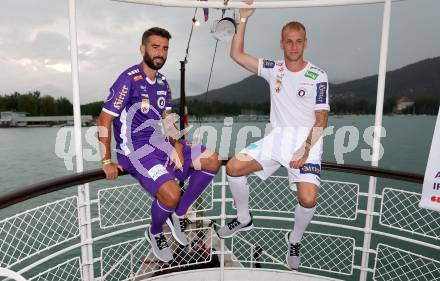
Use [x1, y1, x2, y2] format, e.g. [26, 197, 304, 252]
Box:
[0, 115, 435, 192]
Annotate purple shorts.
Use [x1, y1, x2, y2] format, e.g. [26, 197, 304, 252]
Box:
[118, 140, 206, 196]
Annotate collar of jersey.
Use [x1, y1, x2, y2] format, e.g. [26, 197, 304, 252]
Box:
[285, 61, 310, 74]
[138, 63, 157, 85]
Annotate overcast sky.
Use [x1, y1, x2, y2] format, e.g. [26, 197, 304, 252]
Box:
[0, 0, 438, 104]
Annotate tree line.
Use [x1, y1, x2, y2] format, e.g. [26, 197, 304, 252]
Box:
[0, 91, 102, 117]
[1, 92, 438, 117]
[0, 91, 73, 116]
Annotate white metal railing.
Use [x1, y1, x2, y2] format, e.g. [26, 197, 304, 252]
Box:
[231, 227, 355, 275]
[1, 170, 439, 281]
[0, 197, 80, 268]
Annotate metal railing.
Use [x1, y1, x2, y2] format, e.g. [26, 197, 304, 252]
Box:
[0, 163, 439, 281]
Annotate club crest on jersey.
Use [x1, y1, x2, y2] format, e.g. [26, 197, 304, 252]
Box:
[316, 82, 327, 104]
[263, 59, 275, 69]
[141, 98, 150, 113]
[297, 87, 307, 97]
[113, 85, 129, 109]
[305, 70, 319, 80]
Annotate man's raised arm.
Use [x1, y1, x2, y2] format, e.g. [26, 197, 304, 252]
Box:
[230, 0, 258, 73]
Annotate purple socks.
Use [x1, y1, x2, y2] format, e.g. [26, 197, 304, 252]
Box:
[150, 169, 216, 234]
[175, 170, 215, 216]
[150, 199, 174, 235]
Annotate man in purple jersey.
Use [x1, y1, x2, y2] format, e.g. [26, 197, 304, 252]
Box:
[97, 27, 221, 263]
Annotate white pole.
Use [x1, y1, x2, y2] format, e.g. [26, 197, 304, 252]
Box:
[68, 0, 95, 280]
[220, 166, 226, 281]
[359, 0, 391, 280]
[113, 0, 388, 9]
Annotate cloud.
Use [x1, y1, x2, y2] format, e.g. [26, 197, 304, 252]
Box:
[0, 0, 439, 104]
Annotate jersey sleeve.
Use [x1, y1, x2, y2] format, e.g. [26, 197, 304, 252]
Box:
[165, 82, 172, 111]
[257, 58, 277, 81]
[102, 73, 132, 117]
[314, 73, 330, 111]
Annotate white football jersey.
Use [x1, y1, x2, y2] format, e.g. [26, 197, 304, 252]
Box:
[257, 58, 330, 161]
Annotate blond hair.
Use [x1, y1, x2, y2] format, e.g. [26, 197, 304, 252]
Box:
[281, 21, 306, 39]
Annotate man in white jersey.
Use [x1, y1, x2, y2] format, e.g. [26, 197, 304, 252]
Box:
[216, 0, 329, 270]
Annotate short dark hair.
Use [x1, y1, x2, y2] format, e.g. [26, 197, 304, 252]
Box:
[142, 27, 172, 44]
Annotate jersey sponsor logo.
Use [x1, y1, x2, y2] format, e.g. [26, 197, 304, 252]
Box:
[147, 164, 168, 181]
[305, 70, 319, 80]
[262, 59, 275, 69]
[316, 82, 328, 104]
[157, 90, 167, 96]
[113, 85, 129, 109]
[133, 75, 143, 81]
[300, 82, 314, 86]
[140, 85, 148, 97]
[297, 87, 307, 97]
[157, 96, 166, 109]
[275, 86, 281, 93]
[310, 66, 325, 74]
[299, 163, 321, 177]
[276, 62, 284, 67]
[127, 69, 139, 76]
[141, 98, 150, 113]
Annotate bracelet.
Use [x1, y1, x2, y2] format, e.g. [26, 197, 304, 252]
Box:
[102, 159, 112, 166]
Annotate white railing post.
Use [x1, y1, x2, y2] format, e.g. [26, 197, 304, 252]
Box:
[0, 268, 27, 281]
[220, 165, 226, 281]
[68, 0, 95, 280]
[359, 0, 391, 280]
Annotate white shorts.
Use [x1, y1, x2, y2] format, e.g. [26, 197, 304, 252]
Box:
[240, 134, 322, 190]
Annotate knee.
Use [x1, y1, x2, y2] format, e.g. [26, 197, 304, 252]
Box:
[159, 187, 181, 209]
[298, 197, 317, 208]
[226, 160, 243, 177]
[204, 151, 222, 172]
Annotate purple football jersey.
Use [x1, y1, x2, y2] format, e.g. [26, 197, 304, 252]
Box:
[102, 64, 173, 158]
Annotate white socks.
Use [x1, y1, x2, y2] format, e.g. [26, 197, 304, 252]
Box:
[290, 204, 317, 244]
[227, 175, 251, 224]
